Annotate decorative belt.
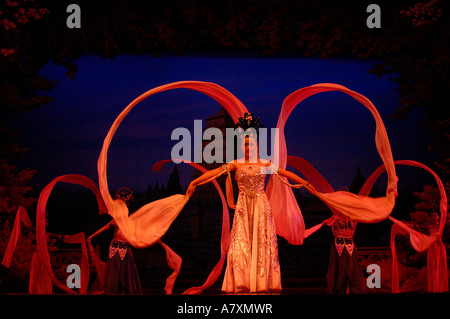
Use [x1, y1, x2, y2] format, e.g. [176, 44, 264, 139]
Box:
[334, 236, 354, 256]
[109, 238, 130, 260]
[239, 191, 262, 197]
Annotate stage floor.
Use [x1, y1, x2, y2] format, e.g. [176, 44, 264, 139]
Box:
[140, 269, 328, 295]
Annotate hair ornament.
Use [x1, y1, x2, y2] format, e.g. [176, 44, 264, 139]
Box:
[234, 113, 264, 135]
[114, 187, 134, 205]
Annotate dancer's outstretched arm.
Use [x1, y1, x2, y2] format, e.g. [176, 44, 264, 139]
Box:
[186, 164, 233, 197]
[277, 168, 317, 194]
[87, 220, 113, 244]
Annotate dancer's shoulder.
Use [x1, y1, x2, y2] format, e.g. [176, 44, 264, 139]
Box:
[224, 160, 239, 171]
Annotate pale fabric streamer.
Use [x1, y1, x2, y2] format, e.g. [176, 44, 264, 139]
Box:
[97, 81, 247, 294]
[96, 81, 401, 293]
[24, 173, 182, 294]
[266, 83, 398, 246]
[2, 176, 106, 294]
[285, 156, 340, 238]
[4, 82, 407, 294]
[1, 206, 32, 268]
[359, 160, 448, 292]
[97, 81, 248, 249]
[152, 159, 231, 295]
[34, 174, 107, 294]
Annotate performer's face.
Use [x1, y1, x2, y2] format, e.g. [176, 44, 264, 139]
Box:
[242, 136, 257, 161]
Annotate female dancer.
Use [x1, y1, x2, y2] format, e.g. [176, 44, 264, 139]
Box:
[325, 214, 366, 294]
[88, 187, 142, 294]
[186, 113, 316, 293]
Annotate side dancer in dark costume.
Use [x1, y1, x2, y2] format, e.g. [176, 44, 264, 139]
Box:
[88, 187, 142, 294]
[325, 213, 366, 294]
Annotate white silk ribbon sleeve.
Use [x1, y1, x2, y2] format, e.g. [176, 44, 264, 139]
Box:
[97, 81, 248, 248]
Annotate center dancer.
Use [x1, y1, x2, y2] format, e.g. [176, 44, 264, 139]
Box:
[186, 113, 316, 294]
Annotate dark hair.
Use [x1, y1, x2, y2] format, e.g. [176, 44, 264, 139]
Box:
[234, 113, 264, 137]
[114, 187, 134, 205]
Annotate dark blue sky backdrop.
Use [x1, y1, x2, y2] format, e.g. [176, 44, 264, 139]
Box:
[8, 53, 438, 194]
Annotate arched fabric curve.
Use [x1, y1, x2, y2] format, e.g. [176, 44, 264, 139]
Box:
[152, 159, 231, 295]
[96, 81, 402, 290]
[267, 83, 398, 246]
[287, 156, 335, 193]
[97, 81, 248, 249]
[35, 174, 107, 294]
[285, 156, 339, 238]
[359, 159, 448, 292]
[1, 206, 32, 268]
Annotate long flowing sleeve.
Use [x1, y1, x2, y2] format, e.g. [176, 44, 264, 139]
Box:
[153, 159, 232, 294]
[360, 160, 447, 292]
[97, 81, 248, 248]
[268, 83, 398, 246]
[1, 206, 32, 268]
[109, 194, 189, 248]
[34, 174, 107, 294]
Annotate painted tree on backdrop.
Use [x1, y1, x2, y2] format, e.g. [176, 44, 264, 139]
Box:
[410, 184, 450, 238]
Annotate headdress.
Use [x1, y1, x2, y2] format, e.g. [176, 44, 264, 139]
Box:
[114, 187, 134, 205]
[234, 112, 263, 137]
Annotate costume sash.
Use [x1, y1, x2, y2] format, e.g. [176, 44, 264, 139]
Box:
[34, 174, 107, 294]
[95, 81, 246, 292]
[98, 81, 248, 249]
[360, 160, 448, 292]
[153, 159, 231, 295]
[97, 82, 400, 293]
[1, 206, 32, 268]
[267, 83, 398, 246]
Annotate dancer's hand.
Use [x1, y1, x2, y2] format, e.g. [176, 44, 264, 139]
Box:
[186, 182, 196, 197]
[323, 215, 337, 226]
[304, 182, 317, 195]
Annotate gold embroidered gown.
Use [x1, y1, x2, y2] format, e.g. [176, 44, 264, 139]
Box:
[222, 164, 281, 293]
